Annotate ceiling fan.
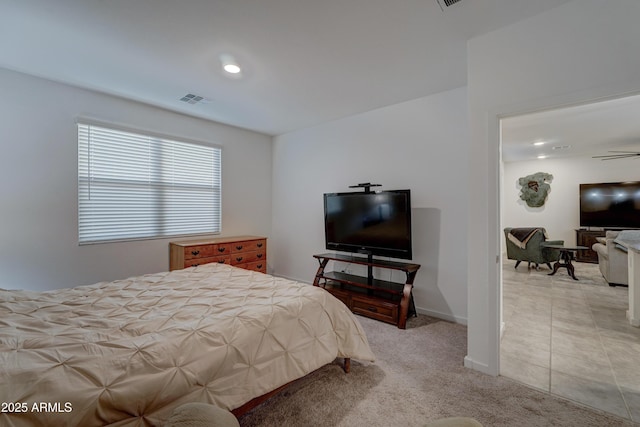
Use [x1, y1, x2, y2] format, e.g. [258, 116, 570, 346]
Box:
[592, 151, 640, 160]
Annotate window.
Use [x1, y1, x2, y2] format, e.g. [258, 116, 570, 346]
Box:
[78, 122, 221, 244]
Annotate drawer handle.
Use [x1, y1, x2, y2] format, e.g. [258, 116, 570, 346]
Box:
[367, 306, 378, 313]
[193, 263, 200, 267]
[236, 256, 243, 262]
[191, 250, 200, 256]
[257, 243, 263, 248]
[257, 253, 263, 259]
[257, 264, 263, 269]
[218, 259, 225, 264]
[236, 245, 243, 250]
[218, 247, 226, 253]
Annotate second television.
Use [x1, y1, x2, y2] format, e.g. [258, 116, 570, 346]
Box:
[323, 189, 412, 259]
[580, 181, 640, 228]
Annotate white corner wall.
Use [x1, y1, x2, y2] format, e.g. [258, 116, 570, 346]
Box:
[467, 0, 640, 374]
[0, 68, 272, 291]
[271, 87, 469, 324]
[502, 156, 640, 248]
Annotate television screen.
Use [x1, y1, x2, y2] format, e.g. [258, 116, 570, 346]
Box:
[580, 182, 640, 228]
[324, 190, 412, 259]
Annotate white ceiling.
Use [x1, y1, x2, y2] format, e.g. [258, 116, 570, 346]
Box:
[0, 0, 574, 136]
[501, 94, 640, 163]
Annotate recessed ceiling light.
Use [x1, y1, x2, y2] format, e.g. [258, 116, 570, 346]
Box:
[223, 63, 241, 74]
[537, 155, 547, 159]
[219, 54, 242, 77]
[533, 141, 546, 146]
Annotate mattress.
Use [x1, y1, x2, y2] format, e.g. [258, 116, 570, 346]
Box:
[0, 263, 375, 426]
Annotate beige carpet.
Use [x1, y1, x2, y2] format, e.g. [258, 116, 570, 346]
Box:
[238, 315, 639, 427]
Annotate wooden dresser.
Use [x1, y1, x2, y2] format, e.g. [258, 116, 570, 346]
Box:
[170, 235, 267, 273]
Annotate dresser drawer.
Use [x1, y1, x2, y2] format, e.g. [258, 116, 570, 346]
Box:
[184, 255, 230, 268]
[230, 250, 266, 265]
[351, 296, 398, 325]
[231, 239, 266, 253]
[215, 243, 232, 256]
[237, 260, 267, 273]
[185, 243, 232, 260]
[184, 245, 216, 260]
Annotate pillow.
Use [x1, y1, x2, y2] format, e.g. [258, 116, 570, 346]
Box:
[614, 230, 640, 252]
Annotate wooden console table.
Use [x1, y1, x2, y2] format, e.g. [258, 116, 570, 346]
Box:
[575, 229, 605, 263]
[312, 253, 420, 329]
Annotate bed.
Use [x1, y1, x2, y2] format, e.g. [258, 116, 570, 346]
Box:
[0, 263, 375, 426]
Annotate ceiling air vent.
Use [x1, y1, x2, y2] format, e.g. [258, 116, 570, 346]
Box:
[435, 0, 462, 10]
[179, 93, 206, 105]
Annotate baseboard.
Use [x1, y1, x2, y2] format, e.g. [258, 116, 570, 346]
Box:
[464, 356, 495, 375]
[416, 307, 467, 325]
[274, 273, 312, 284]
[627, 310, 640, 327]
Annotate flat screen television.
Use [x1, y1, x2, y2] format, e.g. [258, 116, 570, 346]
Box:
[579, 181, 640, 228]
[323, 189, 412, 259]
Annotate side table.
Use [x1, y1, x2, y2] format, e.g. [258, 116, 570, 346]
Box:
[542, 244, 588, 280]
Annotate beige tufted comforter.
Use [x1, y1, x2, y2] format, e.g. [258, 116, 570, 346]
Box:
[0, 263, 375, 426]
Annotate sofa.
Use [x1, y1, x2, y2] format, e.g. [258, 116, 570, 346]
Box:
[504, 227, 564, 270]
[592, 230, 628, 286]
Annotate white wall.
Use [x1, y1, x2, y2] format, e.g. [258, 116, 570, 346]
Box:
[0, 68, 272, 291]
[502, 156, 640, 247]
[467, 0, 640, 374]
[272, 87, 469, 323]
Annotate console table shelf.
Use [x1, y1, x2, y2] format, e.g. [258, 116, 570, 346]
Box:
[313, 253, 420, 329]
[321, 271, 404, 297]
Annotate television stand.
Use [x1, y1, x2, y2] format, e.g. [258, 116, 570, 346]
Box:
[312, 253, 420, 329]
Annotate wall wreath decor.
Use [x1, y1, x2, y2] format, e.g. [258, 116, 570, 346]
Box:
[518, 172, 553, 208]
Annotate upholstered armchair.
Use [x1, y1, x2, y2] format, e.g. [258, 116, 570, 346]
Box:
[504, 227, 564, 270]
[592, 230, 628, 286]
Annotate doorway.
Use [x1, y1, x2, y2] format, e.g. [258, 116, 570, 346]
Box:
[499, 94, 640, 421]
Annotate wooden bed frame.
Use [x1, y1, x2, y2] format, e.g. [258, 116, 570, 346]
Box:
[231, 357, 351, 417]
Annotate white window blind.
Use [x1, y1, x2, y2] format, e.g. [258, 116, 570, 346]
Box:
[78, 123, 221, 244]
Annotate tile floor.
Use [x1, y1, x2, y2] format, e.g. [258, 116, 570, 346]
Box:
[501, 259, 640, 422]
